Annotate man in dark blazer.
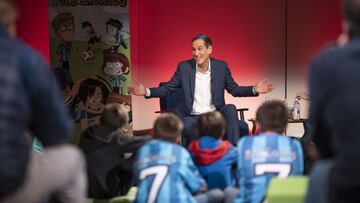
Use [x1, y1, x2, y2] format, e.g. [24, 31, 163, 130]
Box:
[130, 34, 273, 146]
[307, 0, 360, 202]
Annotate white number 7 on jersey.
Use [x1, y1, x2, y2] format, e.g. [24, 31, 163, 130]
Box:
[140, 165, 169, 203]
[255, 163, 291, 178]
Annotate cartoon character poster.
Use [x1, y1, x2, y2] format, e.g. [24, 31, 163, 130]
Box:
[49, 0, 132, 144]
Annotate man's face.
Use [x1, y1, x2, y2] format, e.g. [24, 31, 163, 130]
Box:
[104, 61, 125, 76]
[192, 39, 212, 65]
[106, 24, 118, 36]
[57, 20, 74, 42]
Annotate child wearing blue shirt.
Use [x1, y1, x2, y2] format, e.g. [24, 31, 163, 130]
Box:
[226, 100, 304, 203]
[189, 111, 237, 190]
[133, 113, 224, 203]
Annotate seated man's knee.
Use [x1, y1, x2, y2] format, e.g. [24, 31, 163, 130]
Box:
[224, 104, 237, 111]
[183, 117, 197, 126]
[222, 104, 238, 117]
[182, 117, 198, 146]
[182, 117, 197, 135]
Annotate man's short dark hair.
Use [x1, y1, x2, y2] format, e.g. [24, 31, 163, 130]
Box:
[197, 111, 225, 139]
[192, 34, 213, 47]
[100, 103, 129, 129]
[256, 100, 288, 134]
[342, 0, 360, 38]
[153, 113, 183, 143]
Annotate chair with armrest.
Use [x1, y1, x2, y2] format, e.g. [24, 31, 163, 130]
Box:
[156, 82, 250, 141]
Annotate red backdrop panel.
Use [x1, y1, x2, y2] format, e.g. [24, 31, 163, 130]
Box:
[130, 0, 285, 130]
[11, 0, 344, 132]
[287, 0, 342, 85]
[16, 0, 49, 61]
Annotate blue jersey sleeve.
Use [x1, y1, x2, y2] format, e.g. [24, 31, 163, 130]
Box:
[179, 151, 206, 194]
[229, 145, 238, 185]
[236, 137, 247, 175]
[229, 145, 237, 164]
[291, 139, 304, 175]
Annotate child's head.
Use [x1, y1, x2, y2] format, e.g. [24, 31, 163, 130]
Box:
[153, 113, 183, 143]
[256, 100, 288, 134]
[76, 78, 110, 114]
[101, 52, 130, 76]
[52, 12, 75, 42]
[105, 18, 123, 35]
[81, 21, 92, 29]
[100, 103, 129, 129]
[197, 111, 226, 139]
[0, 0, 18, 37]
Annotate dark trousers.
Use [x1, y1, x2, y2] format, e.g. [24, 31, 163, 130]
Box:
[305, 159, 333, 203]
[182, 104, 240, 147]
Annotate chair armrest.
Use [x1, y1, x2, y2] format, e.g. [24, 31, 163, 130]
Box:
[237, 108, 249, 121]
[155, 110, 170, 114]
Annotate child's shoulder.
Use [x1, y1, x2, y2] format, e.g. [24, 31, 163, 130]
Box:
[143, 140, 187, 152]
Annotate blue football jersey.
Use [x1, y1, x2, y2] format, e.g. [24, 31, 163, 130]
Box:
[235, 132, 304, 203]
[133, 140, 206, 203]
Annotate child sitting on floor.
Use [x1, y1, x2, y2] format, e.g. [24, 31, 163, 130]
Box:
[133, 113, 224, 203]
[227, 100, 304, 203]
[79, 103, 150, 198]
[189, 111, 237, 190]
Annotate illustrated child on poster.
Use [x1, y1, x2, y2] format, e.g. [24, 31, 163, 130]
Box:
[81, 21, 101, 50]
[81, 21, 101, 64]
[101, 52, 130, 94]
[104, 18, 127, 53]
[52, 12, 76, 72]
[73, 77, 111, 132]
[52, 67, 75, 106]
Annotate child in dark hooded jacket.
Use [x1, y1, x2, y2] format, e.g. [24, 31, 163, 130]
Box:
[79, 103, 150, 198]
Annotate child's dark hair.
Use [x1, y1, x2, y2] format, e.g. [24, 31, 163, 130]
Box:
[77, 78, 110, 104]
[100, 103, 128, 129]
[197, 111, 225, 139]
[256, 100, 288, 134]
[105, 18, 123, 30]
[153, 113, 183, 143]
[342, 0, 360, 38]
[81, 21, 92, 28]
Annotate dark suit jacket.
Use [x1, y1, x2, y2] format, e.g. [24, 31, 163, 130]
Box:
[309, 39, 360, 198]
[147, 57, 257, 117]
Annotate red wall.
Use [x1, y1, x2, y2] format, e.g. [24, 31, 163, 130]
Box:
[130, 0, 285, 85]
[16, 0, 49, 61]
[287, 0, 342, 92]
[130, 0, 343, 130]
[130, 0, 286, 129]
[13, 0, 343, 131]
